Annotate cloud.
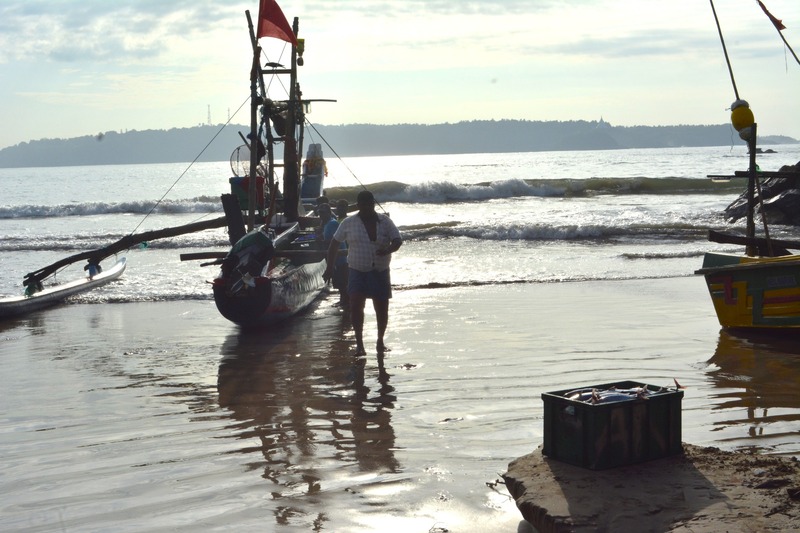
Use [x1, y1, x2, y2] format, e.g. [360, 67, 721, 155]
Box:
[0, 0, 239, 63]
[301, 0, 558, 17]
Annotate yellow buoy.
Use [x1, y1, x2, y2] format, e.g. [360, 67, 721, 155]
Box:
[730, 99, 754, 132]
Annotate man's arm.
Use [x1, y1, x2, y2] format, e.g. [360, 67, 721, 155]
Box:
[377, 237, 402, 256]
[323, 238, 341, 281]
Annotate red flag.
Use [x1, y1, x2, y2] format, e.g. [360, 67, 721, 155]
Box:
[257, 0, 297, 45]
[757, 0, 786, 31]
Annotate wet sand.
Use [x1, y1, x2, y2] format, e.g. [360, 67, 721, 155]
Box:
[2, 276, 799, 531]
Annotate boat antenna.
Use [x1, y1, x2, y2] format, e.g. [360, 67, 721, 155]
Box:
[709, 0, 740, 100]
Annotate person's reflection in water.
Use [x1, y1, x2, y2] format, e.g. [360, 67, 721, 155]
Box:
[216, 312, 400, 528]
[347, 350, 399, 473]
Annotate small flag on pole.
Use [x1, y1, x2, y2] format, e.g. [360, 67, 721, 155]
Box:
[757, 0, 786, 31]
[257, 0, 297, 45]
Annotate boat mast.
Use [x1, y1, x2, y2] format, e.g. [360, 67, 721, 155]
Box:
[745, 124, 757, 254]
[282, 17, 301, 221]
[245, 10, 264, 232]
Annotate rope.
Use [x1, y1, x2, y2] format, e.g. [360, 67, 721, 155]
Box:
[754, 176, 774, 256]
[709, 0, 740, 100]
[303, 120, 387, 214]
[127, 94, 251, 236]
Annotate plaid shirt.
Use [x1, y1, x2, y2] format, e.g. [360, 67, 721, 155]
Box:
[333, 213, 401, 272]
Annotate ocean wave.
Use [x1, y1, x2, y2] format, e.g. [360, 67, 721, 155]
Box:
[324, 177, 746, 204]
[400, 220, 712, 242]
[0, 232, 228, 252]
[0, 220, 715, 252]
[392, 271, 697, 292]
[0, 196, 222, 219]
[1, 178, 743, 219]
[621, 250, 709, 260]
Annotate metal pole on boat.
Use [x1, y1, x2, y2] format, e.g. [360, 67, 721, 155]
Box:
[247, 52, 261, 231]
[282, 17, 301, 221]
[746, 123, 757, 255]
[245, 10, 262, 232]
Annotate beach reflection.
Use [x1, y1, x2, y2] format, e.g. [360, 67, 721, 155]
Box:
[217, 306, 399, 523]
[706, 330, 800, 451]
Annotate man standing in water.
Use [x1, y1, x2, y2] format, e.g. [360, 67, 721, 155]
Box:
[323, 190, 402, 355]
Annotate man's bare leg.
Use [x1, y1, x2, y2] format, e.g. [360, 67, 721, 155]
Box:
[374, 298, 390, 352]
[350, 293, 367, 355]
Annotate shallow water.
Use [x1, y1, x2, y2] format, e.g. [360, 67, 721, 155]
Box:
[2, 276, 799, 531]
[3, 147, 800, 530]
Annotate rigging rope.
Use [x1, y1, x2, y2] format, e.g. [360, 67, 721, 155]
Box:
[303, 120, 387, 214]
[127, 94, 251, 236]
[709, 0, 740, 101]
[755, 0, 800, 67]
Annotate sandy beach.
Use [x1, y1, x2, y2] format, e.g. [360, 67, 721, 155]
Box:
[2, 275, 799, 531]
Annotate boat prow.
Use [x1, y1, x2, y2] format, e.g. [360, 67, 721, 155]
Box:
[697, 251, 800, 330]
[211, 224, 329, 327]
[0, 257, 127, 319]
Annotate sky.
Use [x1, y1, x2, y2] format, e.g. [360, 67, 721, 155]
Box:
[0, 0, 799, 150]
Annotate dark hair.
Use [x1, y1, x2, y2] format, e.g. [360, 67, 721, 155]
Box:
[356, 190, 375, 204]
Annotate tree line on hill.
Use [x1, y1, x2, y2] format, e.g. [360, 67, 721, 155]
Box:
[0, 119, 796, 168]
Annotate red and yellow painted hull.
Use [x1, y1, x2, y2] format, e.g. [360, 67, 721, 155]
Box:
[697, 252, 800, 330]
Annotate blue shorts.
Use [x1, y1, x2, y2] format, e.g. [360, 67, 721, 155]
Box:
[348, 268, 392, 300]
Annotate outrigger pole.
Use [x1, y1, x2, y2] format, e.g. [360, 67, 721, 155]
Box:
[23, 216, 229, 288]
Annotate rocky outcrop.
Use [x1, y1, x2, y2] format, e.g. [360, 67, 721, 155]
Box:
[724, 161, 800, 224]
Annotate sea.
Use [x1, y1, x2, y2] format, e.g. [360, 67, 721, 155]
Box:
[4, 144, 800, 300]
[2, 144, 800, 532]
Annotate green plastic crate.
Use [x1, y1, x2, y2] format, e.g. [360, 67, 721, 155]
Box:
[542, 380, 683, 469]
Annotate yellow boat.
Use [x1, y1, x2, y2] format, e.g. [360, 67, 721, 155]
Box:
[697, 0, 800, 331]
[697, 251, 800, 330]
[696, 122, 800, 331]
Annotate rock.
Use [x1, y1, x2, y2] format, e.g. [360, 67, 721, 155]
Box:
[503, 443, 800, 532]
[724, 161, 800, 224]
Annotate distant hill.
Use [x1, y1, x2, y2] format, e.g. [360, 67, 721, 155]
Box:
[0, 120, 796, 168]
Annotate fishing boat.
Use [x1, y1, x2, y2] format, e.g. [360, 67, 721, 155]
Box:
[696, 3, 800, 331]
[205, 3, 334, 327]
[0, 257, 126, 319]
[696, 152, 800, 330]
[8, 2, 333, 326]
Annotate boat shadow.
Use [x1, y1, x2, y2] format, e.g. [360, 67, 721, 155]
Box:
[705, 329, 800, 445]
[216, 298, 400, 502]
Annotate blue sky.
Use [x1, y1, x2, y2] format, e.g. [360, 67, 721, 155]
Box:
[1, 0, 798, 150]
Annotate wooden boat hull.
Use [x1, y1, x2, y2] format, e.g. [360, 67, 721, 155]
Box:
[0, 257, 127, 319]
[211, 224, 328, 327]
[212, 259, 326, 327]
[696, 252, 800, 330]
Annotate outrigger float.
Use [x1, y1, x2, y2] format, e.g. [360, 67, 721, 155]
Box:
[0, 258, 127, 319]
